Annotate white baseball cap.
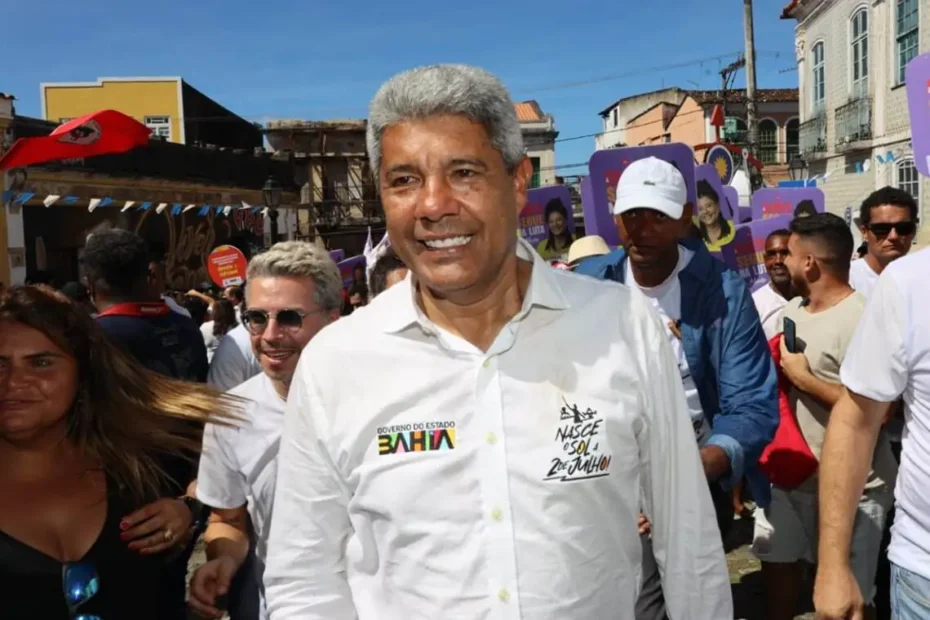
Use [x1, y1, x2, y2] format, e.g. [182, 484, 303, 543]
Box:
[612, 156, 688, 219]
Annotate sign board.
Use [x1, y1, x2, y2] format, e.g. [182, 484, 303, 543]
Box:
[336, 255, 366, 289]
[905, 52, 930, 177]
[705, 144, 735, 185]
[720, 215, 794, 292]
[328, 249, 345, 264]
[206, 245, 248, 287]
[750, 187, 825, 221]
[521, 185, 576, 259]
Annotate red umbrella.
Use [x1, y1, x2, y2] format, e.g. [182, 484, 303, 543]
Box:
[0, 109, 152, 170]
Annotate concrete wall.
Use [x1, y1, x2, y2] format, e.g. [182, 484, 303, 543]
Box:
[596, 88, 687, 150]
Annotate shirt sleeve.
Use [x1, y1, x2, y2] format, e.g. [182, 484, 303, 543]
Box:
[196, 422, 248, 510]
[208, 334, 250, 391]
[264, 355, 356, 619]
[635, 297, 733, 620]
[840, 272, 909, 403]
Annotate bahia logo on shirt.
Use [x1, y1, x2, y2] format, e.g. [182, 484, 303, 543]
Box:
[544, 398, 613, 482]
[377, 421, 456, 456]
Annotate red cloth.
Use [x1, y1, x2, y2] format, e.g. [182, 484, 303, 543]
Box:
[0, 110, 151, 170]
[757, 334, 820, 489]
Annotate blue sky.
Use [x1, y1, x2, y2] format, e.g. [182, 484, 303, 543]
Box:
[5, 0, 798, 174]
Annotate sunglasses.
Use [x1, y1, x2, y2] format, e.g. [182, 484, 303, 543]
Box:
[63, 562, 101, 620]
[242, 308, 315, 335]
[867, 221, 917, 237]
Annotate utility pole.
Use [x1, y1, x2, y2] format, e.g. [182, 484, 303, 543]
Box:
[744, 0, 759, 158]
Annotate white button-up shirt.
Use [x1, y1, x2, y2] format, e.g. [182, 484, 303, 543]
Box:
[264, 240, 731, 620]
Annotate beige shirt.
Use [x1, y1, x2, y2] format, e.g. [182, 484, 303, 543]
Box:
[780, 293, 897, 494]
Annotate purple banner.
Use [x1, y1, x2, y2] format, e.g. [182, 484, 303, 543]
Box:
[587, 143, 697, 242]
[336, 255, 366, 289]
[721, 186, 745, 223]
[906, 52, 930, 177]
[738, 206, 753, 225]
[751, 187, 825, 222]
[328, 249, 345, 263]
[521, 185, 576, 260]
[720, 215, 793, 292]
[580, 176, 619, 247]
[696, 164, 734, 222]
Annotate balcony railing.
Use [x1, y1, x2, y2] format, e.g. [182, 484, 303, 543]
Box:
[834, 97, 872, 147]
[799, 115, 827, 155]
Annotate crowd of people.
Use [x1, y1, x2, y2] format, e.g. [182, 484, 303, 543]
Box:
[1, 63, 928, 620]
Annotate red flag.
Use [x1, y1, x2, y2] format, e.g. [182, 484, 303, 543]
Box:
[0, 109, 152, 170]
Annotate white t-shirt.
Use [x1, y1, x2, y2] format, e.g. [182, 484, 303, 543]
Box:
[626, 246, 711, 445]
[207, 323, 262, 391]
[197, 372, 287, 618]
[840, 247, 930, 581]
[849, 258, 880, 299]
[752, 283, 789, 341]
[200, 321, 220, 363]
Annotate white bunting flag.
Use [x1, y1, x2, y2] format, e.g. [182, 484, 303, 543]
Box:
[183, 204, 197, 213]
[88, 198, 102, 213]
[121, 201, 135, 212]
[240, 201, 252, 210]
[223, 206, 233, 216]
[261, 207, 269, 217]
[43, 195, 61, 208]
[155, 203, 168, 214]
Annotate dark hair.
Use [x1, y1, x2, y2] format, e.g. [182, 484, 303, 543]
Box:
[543, 198, 572, 252]
[859, 186, 919, 226]
[60, 281, 89, 302]
[225, 285, 244, 304]
[789, 213, 854, 273]
[369, 250, 407, 299]
[766, 229, 791, 244]
[212, 299, 239, 337]
[26, 270, 56, 287]
[794, 200, 818, 218]
[696, 179, 731, 242]
[183, 296, 209, 326]
[83, 229, 150, 297]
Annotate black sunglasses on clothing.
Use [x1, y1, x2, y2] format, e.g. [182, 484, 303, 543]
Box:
[242, 308, 315, 334]
[867, 221, 917, 237]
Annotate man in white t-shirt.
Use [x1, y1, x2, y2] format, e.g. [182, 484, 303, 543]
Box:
[848, 187, 917, 299]
[814, 247, 930, 619]
[208, 323, 262, 391]
[189, 241, 343, 620]
[752, 228, 793, 340]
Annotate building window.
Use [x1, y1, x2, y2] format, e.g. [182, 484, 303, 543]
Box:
[612, 108, 618, 127]
[758, 119, 778, 164]
[530, 157, 541, 188]
[896, 0, 918, 85]
[812, 42, 826, 109]
[896, 158, 919, 200]
[144, 115, 171, 139]
[851, 9, 869, 96]
[786, 118, 800, 161]
[724, 117, 747, 144]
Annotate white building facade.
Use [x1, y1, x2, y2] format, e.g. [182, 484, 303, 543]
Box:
[784, 0, 929, 245]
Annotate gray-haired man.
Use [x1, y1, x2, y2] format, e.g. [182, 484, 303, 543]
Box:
[190, 241, 343, 620]
[264, 65, 730, 619]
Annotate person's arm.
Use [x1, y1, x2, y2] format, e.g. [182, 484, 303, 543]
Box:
[264, 355, 355, 619]
[635, 297, 732, 619]
[187, 289, 216, 308]
[705, 274, 779, 486]
[779, 340, 844, 409]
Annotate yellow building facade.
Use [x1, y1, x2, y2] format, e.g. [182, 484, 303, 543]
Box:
[41, 77, 186, 144]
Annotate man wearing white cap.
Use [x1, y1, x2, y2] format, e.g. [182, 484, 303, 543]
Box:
[575, 156, 778, 619]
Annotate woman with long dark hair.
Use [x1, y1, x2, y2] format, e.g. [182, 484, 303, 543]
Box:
[200, 298, 239, 363]
[0, 285, 241, 619]
[536, 198, 576, 261]
[696, 179, 735, 251]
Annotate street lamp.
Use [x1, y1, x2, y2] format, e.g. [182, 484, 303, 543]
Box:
[262, 176, 283, 244]
[788, 155, 808, 181]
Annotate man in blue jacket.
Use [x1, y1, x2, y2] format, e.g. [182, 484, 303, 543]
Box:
[575, 157, 778, 619]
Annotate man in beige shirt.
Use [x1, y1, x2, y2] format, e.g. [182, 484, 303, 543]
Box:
[751, 213, 897, 620]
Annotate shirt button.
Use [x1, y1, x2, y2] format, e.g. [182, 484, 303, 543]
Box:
[491, 508, 503, 521]
[498, 588, 510, 603]
[482, 359, 490, 368]
[486, 432, 497, 445]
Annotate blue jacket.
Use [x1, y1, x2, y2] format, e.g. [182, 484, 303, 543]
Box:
[575, 237, 778, 507]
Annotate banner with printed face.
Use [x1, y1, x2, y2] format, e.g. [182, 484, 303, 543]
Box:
[905, 52, 930, 177]
[337, 255, 366, 290]
[695, 164, 736, 252]
[720, 215, 794, 292]
[580, 176, 619, 247]
[586, 143, 697, 243]
[328, 249, 345, 264]
[521, 185, 576, 261]
[751, 187, 825, 222]
[721, 186, 747, 224]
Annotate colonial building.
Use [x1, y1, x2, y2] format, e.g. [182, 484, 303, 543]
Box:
[40, 76, 262, 150]
[595, 87, 799, 185]
[782, 0, 928, 245]
[515, 100, 559, 188]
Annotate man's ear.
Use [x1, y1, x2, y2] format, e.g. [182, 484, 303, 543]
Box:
[512, 157, 533, 218]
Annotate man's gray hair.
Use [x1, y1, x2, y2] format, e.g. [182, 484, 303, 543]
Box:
[366, 64, 525, 180]
[247, 241, 343, 311]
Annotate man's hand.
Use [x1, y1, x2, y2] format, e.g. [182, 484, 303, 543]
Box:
[637, 512, 651, 538]
[189, 556, 239, 618]
[813, 564, 865, 620]
[780, 338, 812, 388]
[700, 445, 730, 482]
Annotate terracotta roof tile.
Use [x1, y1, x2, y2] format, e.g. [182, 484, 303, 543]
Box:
[781, 0, 800, 18]
[515, 100, 544, 122]
[686, 88, 798, 105]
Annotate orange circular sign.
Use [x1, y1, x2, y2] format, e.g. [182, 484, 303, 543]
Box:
[207, 245, 248, 287]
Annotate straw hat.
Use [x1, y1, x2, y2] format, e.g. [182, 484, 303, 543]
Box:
[567, 235, 610, 266]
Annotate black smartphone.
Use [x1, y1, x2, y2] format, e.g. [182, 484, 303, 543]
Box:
[783, 316, 797, 353]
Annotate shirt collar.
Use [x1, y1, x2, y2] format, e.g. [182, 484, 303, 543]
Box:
[380, 237, 571, 334]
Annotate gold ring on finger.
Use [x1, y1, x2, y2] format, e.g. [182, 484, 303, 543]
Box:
[163, 528, 173, 542]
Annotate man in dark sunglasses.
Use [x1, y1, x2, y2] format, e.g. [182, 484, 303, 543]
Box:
[851, 187, 918, 300]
